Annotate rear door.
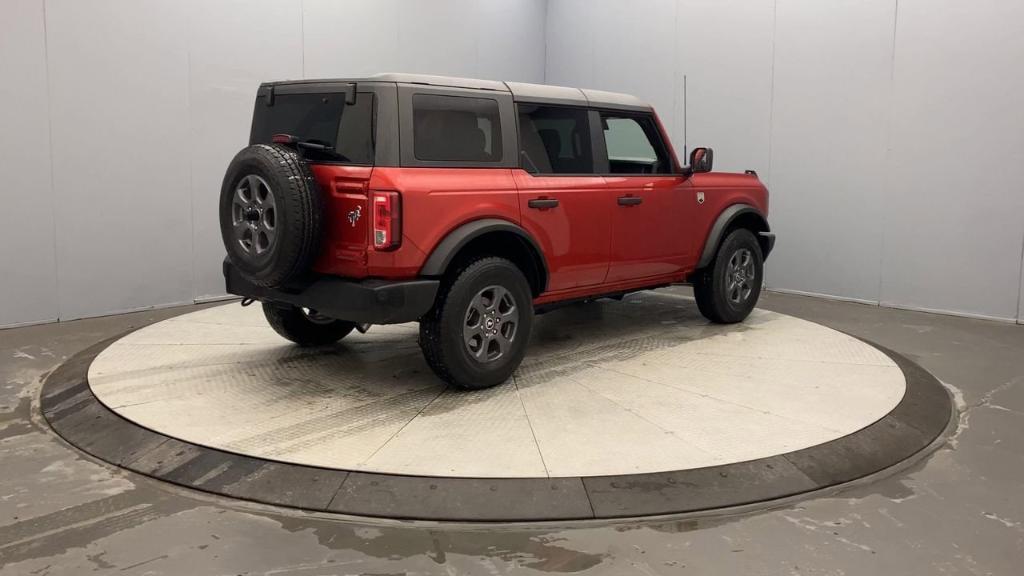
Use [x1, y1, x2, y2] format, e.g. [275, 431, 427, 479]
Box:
[514, 104, 610, 291]
[597, 111, 689, 282]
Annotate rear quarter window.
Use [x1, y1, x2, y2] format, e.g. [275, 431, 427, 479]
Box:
[412, 94, 502, 163]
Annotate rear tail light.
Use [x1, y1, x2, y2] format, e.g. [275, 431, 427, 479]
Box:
[371, 191, 401, 250]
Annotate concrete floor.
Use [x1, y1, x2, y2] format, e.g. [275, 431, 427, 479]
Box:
[1, 288, 1021, 575]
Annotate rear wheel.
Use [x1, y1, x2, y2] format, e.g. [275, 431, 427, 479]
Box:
[262, 303, 355, 346]
[419, 257, 533, 390]
[693, 228, 764, 323]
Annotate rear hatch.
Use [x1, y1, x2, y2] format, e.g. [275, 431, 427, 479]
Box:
[250, 82, 375, 277]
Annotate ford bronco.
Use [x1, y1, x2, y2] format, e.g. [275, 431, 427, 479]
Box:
[220, 73, 774, 390]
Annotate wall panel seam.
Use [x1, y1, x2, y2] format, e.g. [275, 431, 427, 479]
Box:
[541, 0, 548, 84]
[41, 0, 61, 322]
[300, 0, 306, 78]
[187, 41, 197, 301]
[765, 0, 777, 187]
[1016, 228, 1024, 321]
[876, 0, 900, 305]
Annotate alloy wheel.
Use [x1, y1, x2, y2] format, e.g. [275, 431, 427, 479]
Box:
[463, 285, 519, 363]
[725, 248, 756, 304]
[231, 175, 277, 258]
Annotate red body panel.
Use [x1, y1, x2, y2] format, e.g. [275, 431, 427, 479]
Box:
[368, 167, 520, 279]
[603, 174, 691, 283]
[311, 167, 520, 280]
[513, 170, 610, 291]
[311, 165, 768, 303]
[309, 134, 769, 308]
[310, 164, 373, 278]
[686, 172, 769, 259]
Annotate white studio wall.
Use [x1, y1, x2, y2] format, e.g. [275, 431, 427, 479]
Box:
[880, 0, 1024, 322]
[675, 0, 774, 177]
[545, 0, 774, 176]
[303, 0, 547, 82]
[0, 0, 547, 328]
[546, 0, 1024, 322]
[767, 0, 896, 304]
[46, 0, 194, 322]
[2, 0, 1022, 327]
[0, 0, 59, 327]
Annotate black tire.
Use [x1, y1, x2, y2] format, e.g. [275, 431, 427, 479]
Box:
[419, 257, 534, 390]
[219, 144, 322, 288]
[693, 228, 764, 323]
[262, 303, 355, 346]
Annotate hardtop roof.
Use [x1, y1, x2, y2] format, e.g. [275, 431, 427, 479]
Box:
[262, 73, 651, 112]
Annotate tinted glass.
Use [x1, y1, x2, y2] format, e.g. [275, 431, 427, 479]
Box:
[334, 96, 375, 164]
[250, 91, 375, 164]
[517, 104, 594, 174]
[600, 113, 671, 174]
[412, 94, 502, 162]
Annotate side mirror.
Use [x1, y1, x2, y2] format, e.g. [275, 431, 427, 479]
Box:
[688, 147, 714, 174]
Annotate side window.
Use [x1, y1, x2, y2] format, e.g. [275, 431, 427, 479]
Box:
[600, 113, 671, 174]
[517, 104, 594, 174]
[412, 94, 502, 162]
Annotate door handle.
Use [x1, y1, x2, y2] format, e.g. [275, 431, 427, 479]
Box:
[617, 196, 643, 206]
[528, 198, 559, 209]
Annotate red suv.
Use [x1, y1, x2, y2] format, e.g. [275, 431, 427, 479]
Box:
[220, 73, 774, 390]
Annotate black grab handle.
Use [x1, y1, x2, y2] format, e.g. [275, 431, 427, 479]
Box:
[528, 198, 559, 209]
[617, 196, 643, 206]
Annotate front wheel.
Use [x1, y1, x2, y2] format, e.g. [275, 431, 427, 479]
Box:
[262, 303, 355, 346]
[693, 228, 764, 323]
[419, 257, 534, 390]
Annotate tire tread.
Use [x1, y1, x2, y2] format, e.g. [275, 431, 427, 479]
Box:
[219, 144, 322, 288]
[419, 256, 532, 389]
[693, 228, 763, 324]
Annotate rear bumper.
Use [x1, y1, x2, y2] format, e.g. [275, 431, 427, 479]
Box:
[223, 261, 439, 325]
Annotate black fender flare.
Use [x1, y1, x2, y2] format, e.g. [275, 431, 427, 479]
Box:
[420, 218, 549, 293]
[696, 204, 773, 269]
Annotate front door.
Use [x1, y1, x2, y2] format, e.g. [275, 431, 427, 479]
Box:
[598, 111, 689, 282]
[514, 104, 610, 292]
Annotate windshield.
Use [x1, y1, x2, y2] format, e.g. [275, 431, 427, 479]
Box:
[249, 90, 374, 164]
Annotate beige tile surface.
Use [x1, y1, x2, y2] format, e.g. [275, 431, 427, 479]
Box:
[89, 294, 906, 478]
[361, 384, 548, 477]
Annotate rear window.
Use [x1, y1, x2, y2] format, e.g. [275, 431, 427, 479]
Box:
[412, 94, 502, 162]
[250, 91, 374, 164]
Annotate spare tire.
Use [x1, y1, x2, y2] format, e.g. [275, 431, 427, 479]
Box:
[219, 144, 322, 288]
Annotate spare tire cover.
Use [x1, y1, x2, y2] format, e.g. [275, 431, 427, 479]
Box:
[219, 144, 322, 288]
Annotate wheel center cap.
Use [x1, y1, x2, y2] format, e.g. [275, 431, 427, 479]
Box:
[485, 318, 495, 329]
[244, 207, 260, 222]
